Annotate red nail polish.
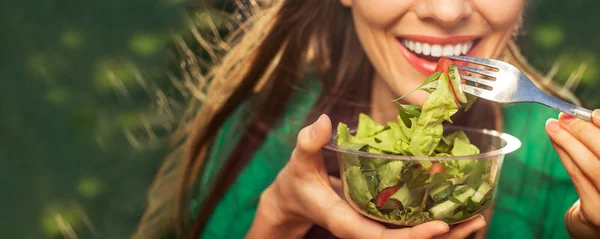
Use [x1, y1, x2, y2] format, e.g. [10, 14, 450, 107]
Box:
[559, 113, 576, 125]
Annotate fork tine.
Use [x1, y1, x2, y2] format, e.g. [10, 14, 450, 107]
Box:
[460, 74, 495, 87]
[456, 65, 498, 78]
[446, 55, 502, 68]
[461, 84, 497, 101]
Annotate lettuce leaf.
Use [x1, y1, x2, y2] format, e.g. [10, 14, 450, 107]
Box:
[389, 184, 426, 208]
[407, 73, 458, 157]
[376, 161, 405, 192]
[346, 166, 373, 208]
[356, 113, 386, 138]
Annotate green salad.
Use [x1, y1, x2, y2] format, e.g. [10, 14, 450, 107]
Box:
[336, 58, 494, 224]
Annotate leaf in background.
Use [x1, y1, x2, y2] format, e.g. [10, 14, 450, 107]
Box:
[346, 166, 374, 208]
[356, 113, 386, 138]
[377, 161, 405, 192]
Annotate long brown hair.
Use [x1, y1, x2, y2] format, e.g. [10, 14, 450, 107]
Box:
[134, 1, 577, 238]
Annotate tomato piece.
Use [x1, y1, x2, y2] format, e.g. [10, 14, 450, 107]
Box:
[435, 57, 453, 76]
[375, 185, 400, 207]
[435, 57, 462, 105]
[430, 162, 446, 177]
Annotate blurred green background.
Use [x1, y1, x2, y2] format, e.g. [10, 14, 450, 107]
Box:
[1, 0, 599, 238]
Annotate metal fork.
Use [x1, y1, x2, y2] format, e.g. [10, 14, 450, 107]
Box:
[446, 55, 593, 122]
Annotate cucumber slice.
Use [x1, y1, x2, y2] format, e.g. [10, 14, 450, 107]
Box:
[452, 187, 477, 203]
[429, 200, 460, 220]
[452, 185, 469, 195]
[449, 64, 468, 104]
[430, 181, 455, 202]
[471, 182, 492, 204]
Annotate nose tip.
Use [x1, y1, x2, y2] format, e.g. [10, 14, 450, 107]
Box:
[416, 0, 473, 27]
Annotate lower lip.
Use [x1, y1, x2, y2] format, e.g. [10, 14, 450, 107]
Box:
[397, 40, 481, 75]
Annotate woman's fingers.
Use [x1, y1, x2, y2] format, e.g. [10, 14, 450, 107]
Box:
[435, 215, 486, 239]
[558, 112, 600, 157]
[546, 118, 600, 192]
[591, 110, 600, 128]
[328, 176, 345, 200]
[384, 221, 450, 239]
[546, 132, 600, 205]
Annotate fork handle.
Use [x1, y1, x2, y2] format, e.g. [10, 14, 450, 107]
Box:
[538, 92, 593, 122]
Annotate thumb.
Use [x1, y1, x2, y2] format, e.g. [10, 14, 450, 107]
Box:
[295, 114, 332, 159]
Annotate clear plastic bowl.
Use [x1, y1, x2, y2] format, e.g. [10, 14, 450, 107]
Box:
[323, 125, 521, 226]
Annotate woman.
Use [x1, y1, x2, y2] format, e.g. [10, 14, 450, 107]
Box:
[135, 0, 600, 238]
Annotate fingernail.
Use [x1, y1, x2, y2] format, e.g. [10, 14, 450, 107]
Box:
[593, 109, 600, 123]
[559, 113, 576, 126]
[546, 119, 561, 133]
[312, 115, 324, 137]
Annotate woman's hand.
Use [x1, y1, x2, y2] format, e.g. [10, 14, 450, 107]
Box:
[546, 110, 600, 238]
[247, 114, 487, 239]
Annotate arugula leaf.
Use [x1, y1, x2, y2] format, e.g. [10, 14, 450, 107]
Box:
[464, 161, 487, 188]
[429, 172, 450, 190]
[407, 73, 458, 157]
[401, 166, 430, 189]
[464, 93, 478, 111]
[397, 104, 421, 128]
[346, 166, 373, 208]
[356, 113, 386, 138]
[377, 161, 405, 192]
[394, 72, 442, 102]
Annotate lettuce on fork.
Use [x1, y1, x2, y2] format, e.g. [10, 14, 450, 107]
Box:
[337, 58, 494, 224]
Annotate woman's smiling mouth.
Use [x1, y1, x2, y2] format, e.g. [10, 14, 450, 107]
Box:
[397, 35, 482, 75]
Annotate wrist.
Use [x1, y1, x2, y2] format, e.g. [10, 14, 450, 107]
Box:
[247, 187, 312, 239]
[565, 201, 600, 239]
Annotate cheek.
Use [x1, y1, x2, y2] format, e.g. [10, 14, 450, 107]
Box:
[352, 0, 413, 27]
[473, 0, 524, 28]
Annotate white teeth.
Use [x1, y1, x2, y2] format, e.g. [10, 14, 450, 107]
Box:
[454, 44, 462, 56]
[423, 43, 431, 55]
[431, 45, 442, 57]
[442, 45, 454, 56]
[401, 39, 475, 57]
[415, 42, 422, 54]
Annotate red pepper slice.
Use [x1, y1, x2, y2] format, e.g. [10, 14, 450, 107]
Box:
[435, 57, 461, 105]
[375, 185, 400, 207]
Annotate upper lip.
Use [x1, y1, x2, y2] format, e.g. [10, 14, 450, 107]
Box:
[397, 35, 481, 44]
